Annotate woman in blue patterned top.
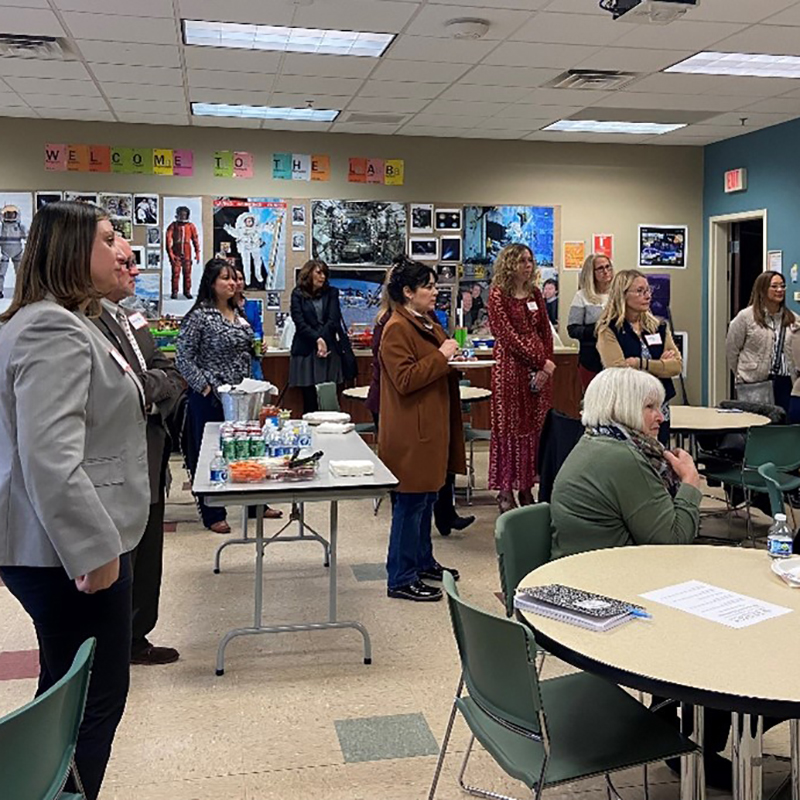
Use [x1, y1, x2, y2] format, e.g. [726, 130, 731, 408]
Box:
[177, 258, 253, 533]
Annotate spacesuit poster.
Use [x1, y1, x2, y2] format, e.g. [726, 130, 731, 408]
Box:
[162, 196, 204, 317]
[0, 192, 33, 312]
[463, 205, 555, 268]
[213, 197, 287, 291]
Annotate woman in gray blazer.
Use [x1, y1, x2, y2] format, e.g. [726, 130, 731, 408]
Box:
[0, 201, 149, 800]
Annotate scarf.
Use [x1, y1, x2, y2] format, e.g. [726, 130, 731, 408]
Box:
[586, 423, 680, 498]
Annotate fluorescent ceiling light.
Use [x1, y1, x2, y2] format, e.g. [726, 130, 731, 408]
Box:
[192, 102, 339, 122]
[184, 20, 394, 57]
[543, 119, 686, 135]
[666, 51, 800, 79]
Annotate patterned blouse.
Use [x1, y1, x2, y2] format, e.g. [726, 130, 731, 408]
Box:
[176, 305, 254, 394]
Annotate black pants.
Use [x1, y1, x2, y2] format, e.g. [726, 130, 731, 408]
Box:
[0, 555, 133, 800]
[131, 496, 165, 652]
[773, 375, 792, 416]
[433, 472, 459, 528]
[301, 385, 318, 414]
[185, 389, 226, 528]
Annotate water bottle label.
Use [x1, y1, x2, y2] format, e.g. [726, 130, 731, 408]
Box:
[768, 537, 792, 557]
[210, 467, 228, 484]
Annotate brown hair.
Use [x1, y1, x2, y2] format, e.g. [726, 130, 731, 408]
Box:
[491, 243, 537, 297]
[0, 201, 109, 323]
[595, 269, 660, 335]
[749, 270, 793, 329]
[297, 259, 329, 298]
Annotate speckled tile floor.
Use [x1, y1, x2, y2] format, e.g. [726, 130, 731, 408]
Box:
[0, 449, 792, 799]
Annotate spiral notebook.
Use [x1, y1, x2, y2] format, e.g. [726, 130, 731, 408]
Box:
[514, 584, 643, 632]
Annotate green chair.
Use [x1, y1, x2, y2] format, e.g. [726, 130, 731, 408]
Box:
[429, 574, 697, 800]
[758, 462, 789, 518]
[315, 381, 376, 438]
[703, 425, 800, 543]
[460, 379, 491, 505]
[495, 504, 552, 619]
[0, 638, 96, 799]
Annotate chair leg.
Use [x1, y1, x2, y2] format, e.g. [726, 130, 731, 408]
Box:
[457, 734, 529, 800]
[428, 688, 461, 800]
[744, 489, 754, 548]
[788, 497, 797, 530]
[605, 774, 624, 800]
[466, 440, 475, 506]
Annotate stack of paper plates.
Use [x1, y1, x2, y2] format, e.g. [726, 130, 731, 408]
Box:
[771, 556, 800, 588]
[302, 411, 351, 425]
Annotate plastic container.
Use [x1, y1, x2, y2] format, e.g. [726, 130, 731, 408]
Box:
[767, 514, 793, 559]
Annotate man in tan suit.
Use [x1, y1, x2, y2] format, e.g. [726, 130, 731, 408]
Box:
[93, 235, 185, 665]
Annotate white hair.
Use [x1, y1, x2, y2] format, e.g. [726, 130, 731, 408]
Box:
[581, 368, 665, 433]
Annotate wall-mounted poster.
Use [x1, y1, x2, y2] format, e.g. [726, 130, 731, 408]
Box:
[0, 191, 33, 312]
[99, 192, 132, 219]
[409, 203, 433, 234]
[133, 194, 159, 226]
[146, 226, 161, 246]
[64, 191, 98, 205]
[35, 191, 62, 210]
[440, 236, 462, 263]
[638, 225, 687, 269]
[146, 250, 161, 269]
[458, 281, 490, 334]
[292, 205, 306, 226]
[130, 245, 145, 268]
[311, 200, 406, 266]
[328, 267, 387, 331]
[213, 197, 287, 291]
[292, 231, 306, 252]
[162, 196, 203, 316]
[464, 205, 555, 268]
[593, 233, 614, 260]
[111, 218, 133, 241]
[121, 271, 161, 320]
[435, 208, 461, 232]
[409, 237, 438, 260]
[563, 241, 585, 270]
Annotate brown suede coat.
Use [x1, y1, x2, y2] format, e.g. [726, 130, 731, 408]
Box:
[378, 305, 466, 493]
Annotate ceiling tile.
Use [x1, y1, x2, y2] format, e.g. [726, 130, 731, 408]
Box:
[608, 20, 747, 51]
[483, 42, 600, 68]
[274, 75, 364, 95]
[0, 59, 90, 80]
[188, 69, 275, 91]
[0, 107, 37, 117]
[386, 36, 497, 63]
[268, 92, 351, 108]
[405, 112, 482, 128]
[459, 128, 526, 139]
[576, 47, 692, 73]
[522, 87, 611, 105]
[116, 113, 190, 125]
[438, 83, 530, 102]
[258, 120, 335, 132]
[358, 80, 447, 99]
[591, 92, 758, 112]
[111, 98, 187, 114]
[91, 64, 183, 86]
[624, 73, 735, 95]
[698, 111, 796, 128]
[501, 103, 582, 120]
[347, 96, 430, 113]
[542, 0, 606, 13]
[713, 24, 800, 57]
[292, 0, 419, 32]
[511, 11, 623, 45]
[57, 0, 174, 15]
[0, 0, 48, 6]
[687, 0, 797, 24]
[280, 53, 377, 79]
[102, 82, 186, 101]
[62, 12, 178, 44]
[459, 65, 560, 87]
[429, 0, 549, 9]
[184, 47, 282, 73]
[35, 109, 116, 121]
[332, 122, 404, 134]
[25, 94, 109, 110]
[178, 0, 294, 25]
[474, 116, 541, 130]
[397, 126, 468, 137]
[77, 41, 181, 68]
[523, 130, 647, 144]
[0, 6, 64, 36]
[763, 5, 800, 26]
[405, 6, 533, 40]
[190, 87, 272, 104]
[191, 115, 263, 128]
[370, 60, 471, 83]
[5, 77, 100, 96]
[429, 99, 508, 116]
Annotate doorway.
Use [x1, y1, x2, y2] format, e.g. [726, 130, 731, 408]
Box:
[729, 219, 766, 320]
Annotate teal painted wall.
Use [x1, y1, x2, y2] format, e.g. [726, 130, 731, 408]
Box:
[703, 118, 800, 402]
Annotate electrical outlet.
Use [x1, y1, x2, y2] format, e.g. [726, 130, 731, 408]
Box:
[794, 292, 800, 302]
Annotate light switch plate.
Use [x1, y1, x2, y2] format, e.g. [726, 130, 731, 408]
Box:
[794, 292, 800, 302]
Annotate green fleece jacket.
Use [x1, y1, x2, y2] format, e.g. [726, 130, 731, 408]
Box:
[551, 435, 701, 560]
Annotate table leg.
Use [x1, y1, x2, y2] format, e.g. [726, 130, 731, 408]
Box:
[681, 703, 706, 800]
[732, 713, 764, 800]
[790, 719, 799, 800]
[213, 506, 251, 574]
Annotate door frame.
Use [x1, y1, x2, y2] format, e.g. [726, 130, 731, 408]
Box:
[707, 209, 768, 406]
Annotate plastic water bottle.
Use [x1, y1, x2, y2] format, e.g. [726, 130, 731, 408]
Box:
[767, 513, 793, 559]
[209, 450, 228, 487]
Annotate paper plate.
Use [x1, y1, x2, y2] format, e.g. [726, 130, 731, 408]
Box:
[302, 411, 351, 425]
[771, 557, 800, 588]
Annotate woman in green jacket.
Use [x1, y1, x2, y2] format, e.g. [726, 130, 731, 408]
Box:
[551, 367, 701, 559]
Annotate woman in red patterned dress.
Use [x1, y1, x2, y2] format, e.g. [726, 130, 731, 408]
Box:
[488, 244, 556, 514]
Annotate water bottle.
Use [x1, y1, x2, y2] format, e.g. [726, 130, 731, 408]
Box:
[209, 450, 228, 487]
[767, 513, 793, 559]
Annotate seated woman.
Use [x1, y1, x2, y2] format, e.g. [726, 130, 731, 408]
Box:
[551, 367, 701, 560]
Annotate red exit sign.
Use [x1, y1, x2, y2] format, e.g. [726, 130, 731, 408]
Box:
[724, 168, 747, 193]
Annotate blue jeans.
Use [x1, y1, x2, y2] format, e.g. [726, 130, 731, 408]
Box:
[387, 491, 438, 589]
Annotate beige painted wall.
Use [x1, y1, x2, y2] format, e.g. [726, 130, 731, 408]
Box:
[0, 117, 704, 397]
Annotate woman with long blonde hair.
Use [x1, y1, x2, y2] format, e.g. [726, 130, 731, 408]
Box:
[488, 243, 555, 513]
[596, 269, 681, 444]
[567, 253, 614, 390]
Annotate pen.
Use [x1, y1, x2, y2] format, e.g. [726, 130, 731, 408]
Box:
[628, 607, 653, 619]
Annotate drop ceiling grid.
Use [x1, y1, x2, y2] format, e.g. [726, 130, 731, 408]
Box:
[0, 0, 797, 139]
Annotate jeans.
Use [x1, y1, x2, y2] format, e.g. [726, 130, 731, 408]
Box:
[0, 555, 133, 800]
[185, 389, 226, 528]
[387, 492, 438, 589]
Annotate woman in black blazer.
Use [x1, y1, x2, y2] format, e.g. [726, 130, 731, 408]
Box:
[289, 259, 353, 412]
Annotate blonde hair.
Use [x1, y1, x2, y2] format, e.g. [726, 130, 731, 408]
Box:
[579, 253, 614, 305]
[582, 368, 665, 432]
[491, 244, 537, 297]
[595, 269, 660, 336]
[374, 265, 396, 323]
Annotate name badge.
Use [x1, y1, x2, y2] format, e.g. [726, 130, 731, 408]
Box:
[527, 301, 538, 312]
[109, 347, 132, 373]
[644, 333, 662, 346]
[128, 312, 147, 330]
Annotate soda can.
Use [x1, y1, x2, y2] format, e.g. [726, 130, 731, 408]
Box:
[249, 435, 266, 457]
[234, 435, 250, 460]
[221, 436, 236, 462]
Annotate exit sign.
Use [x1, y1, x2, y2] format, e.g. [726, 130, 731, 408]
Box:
[724, 168, 747, 193]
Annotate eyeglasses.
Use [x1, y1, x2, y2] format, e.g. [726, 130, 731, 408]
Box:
[627, 287, 652, 297]
[594, 264, 613, 273]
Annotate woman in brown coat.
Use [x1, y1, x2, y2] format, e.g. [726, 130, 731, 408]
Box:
[379, 261, 466, 602]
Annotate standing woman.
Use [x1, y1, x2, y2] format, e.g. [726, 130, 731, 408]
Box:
[380, 261, 465, 602]
[177, 258, 255, 534]
[596, 270, 681, 445]
[567, 253, 614, 391]
[289, 259, 352, 413]
[727, 271, 795, 414]
[0, 202, 149, 800]
[488, 244, 555, 514]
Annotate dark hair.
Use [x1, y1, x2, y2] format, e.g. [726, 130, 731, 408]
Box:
[749, 270, 793, 329]
[0, 201, 109, 322]
[297, 259, 329, 297]
[187, 258, 236, 315]
[387, 260, 437, 305]
[175, 206, 190, 218]
[543, 278, 558, 288]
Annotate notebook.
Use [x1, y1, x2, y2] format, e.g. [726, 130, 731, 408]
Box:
[514, 584, 643, 632]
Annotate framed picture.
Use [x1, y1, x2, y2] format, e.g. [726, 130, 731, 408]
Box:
[146, 226, 161, 247]
[111, 218, 133, 241]
[63, 192, 98, 205]
[409, 203, 433, 234]
[146, 249, 161, 269]
[133, 194, 159, 226]
[440, 236, 462, 263]
[266, 291, 281, 310]
[638, 225, 687, 269]
[130, 245, 145, 268]
[435, 208, 461, 232]
[292, 205, 306, 226]
[99, 193, 132, 219]
[292, 231, 306, 251]
[121, 271, 161, 320]
[327, 267, 388, 331]
[409, 237, 438, 260]
[35, 191, 62, 210]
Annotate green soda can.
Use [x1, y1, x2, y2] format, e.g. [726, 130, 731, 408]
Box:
[234, 435, 249, 460]
[249, 434, 266, 457]
[221, 436, 236, 462]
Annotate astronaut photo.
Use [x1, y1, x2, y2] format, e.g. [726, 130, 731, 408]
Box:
[0, 205, 27, 299]
[224, 212, 275, 290]
[165, 205, 200, 300]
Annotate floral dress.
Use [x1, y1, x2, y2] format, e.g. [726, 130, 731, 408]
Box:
[488, 286, 554, 491]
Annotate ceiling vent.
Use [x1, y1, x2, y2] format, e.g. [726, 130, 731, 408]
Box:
[545, 69, 639, 91]
[344, 112, 408, 125]
[0, 34, 70, 59]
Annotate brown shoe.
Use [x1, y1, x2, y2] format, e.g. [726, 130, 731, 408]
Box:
[264, 507, 283, 519]
[131, 643, 180, 666]
[208, 520, 231, 534]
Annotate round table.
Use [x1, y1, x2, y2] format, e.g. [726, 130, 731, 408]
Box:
[669, 406, 770, 458]
[342, 385, 492, 403]
[518, 545, 800, 800]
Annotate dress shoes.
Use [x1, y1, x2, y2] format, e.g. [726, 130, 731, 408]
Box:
[183, 292, 193, 300]
[131, 641, 180, 666]
[170, 292, 178, 300]
[418, 562, 460, 582]
[436, 514, 476, 537]
[387, 580, 443, 602]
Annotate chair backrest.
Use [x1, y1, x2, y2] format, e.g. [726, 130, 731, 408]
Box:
[743, 425, 800, 472]
[719, 399, 785, 424]
[758, 462, 786, 518]
[315, 382, 341, 412]
[0, 638, 95, 798]
[443, 572, 543, 736]
[495, 504, 552, 617]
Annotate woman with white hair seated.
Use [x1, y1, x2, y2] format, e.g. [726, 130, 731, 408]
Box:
[551, 367, 701, 560]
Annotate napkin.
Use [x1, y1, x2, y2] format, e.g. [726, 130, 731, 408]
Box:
[217, 378, 278, 395]
[316, 422, 355, 434]
[329, 460, 374, 477]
